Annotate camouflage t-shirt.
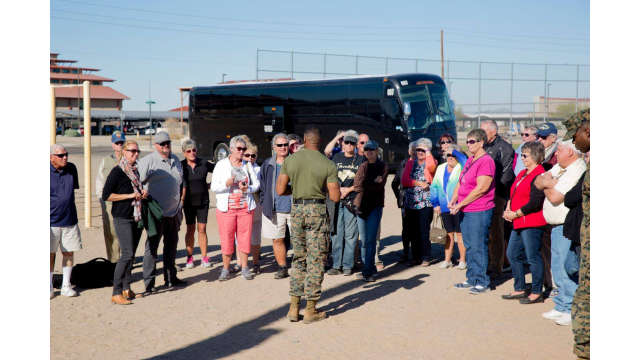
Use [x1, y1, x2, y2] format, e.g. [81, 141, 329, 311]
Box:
[281, 148, 338, 200]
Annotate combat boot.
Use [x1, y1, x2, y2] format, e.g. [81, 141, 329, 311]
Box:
[303, 300, 326, 324]
[287, 296, 301, 322]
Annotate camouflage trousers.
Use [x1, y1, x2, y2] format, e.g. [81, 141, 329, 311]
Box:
[572, 233, 590, 359]
[289, 203, 330, 301]
[100, 199, 120, 263]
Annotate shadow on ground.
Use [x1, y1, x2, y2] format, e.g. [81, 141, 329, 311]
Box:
[145, 263, 427, 359]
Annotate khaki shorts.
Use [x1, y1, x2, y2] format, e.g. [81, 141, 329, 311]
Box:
[50, 224, 82, 253]
[261, 212, 291, 240]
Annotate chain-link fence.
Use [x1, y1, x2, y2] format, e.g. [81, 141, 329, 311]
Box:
[256, 49, 590, 128]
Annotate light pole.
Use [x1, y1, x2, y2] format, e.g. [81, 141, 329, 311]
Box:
[222, 73, 228, 83]
[145, 99, 156, 146]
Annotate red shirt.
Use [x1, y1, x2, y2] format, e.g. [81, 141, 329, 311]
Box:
[510, 165, 547, 229]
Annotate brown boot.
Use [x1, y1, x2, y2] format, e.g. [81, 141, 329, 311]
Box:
[287, 296, 301, 322]
[111, 294, 132, 305]
[122, 289, 136, 300]
[303, 300, 326, 324]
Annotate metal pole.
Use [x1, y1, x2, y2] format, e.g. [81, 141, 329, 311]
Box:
[290, 50, 294, 79]
[83, 81, 92, 228]
[478, 62, 482, 127]
[323, 53, 327, 78]
[50, 86, 57, 145]
[575, 65, 580, 113]
[180, 89, 184, 125]
[510, 63, 514, 135]
[543, 64, 547, 122]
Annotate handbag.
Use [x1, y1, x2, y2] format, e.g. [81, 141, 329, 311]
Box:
[430, 212, 448, 245]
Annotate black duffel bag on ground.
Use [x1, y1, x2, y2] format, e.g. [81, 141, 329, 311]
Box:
[70, 257, 116, 289]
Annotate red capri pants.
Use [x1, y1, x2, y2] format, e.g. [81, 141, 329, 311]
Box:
[216, 208, 254, 255]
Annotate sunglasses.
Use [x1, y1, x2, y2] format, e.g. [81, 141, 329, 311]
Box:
[114, 141, 124, 146]
[466, 139, 479, 145]
[243, 154, 257, 159]
[520, 153, 528, 159]
[275, 143, 288, 148]
[446, 154, 455, 158]
[359, 141, 366, 145]
[125, 149, 140, 154]
[415, 148, 427, 153]
[53, 153, 68, 158]
[343, 141, 356, 146]
[185, 149, 196, 153]
[159, 141, 171, 147]
[236, 147, 247, 152]
[536, 134, 549, 140]
[520, 133, 532, 137]
[440, 140, 452, 145]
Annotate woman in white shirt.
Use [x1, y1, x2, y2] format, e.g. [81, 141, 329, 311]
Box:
[211, 135, 259, 281]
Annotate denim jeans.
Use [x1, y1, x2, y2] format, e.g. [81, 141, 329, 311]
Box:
[358, 211, 383, 265]
[507, 227, 544, 294]
[460, 209, 493, 288]
[550, 225, 578, 313]
[358, 207, 383, 277]
[330, 203, 359, 270]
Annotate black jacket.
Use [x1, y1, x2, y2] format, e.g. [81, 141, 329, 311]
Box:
[484, 135, 515, 199]
[563, 173, 585, 246]
[391, 159, 408, 208]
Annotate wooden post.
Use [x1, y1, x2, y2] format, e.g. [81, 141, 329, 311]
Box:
[83, 81, 92, 228]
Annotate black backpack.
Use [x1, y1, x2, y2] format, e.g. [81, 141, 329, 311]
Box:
[70, 257, 116, 289]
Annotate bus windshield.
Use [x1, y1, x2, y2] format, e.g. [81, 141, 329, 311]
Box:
[398, 83, 454, 131]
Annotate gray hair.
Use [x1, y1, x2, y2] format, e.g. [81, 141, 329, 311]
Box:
[271, 133, 289, 147]
[468, 128, 488, 144]
[182, 139, 196, 153]
[558, 139, 583, 157]
[408, 141, 416, 152]
[287, 133, 302, 143]
[343, 129, 359, 139]
[51, 144, 65, 155]
[229, 135, 247, 149]
[414, 137, 432, 151]
[481, 119, 498, 132]
[524, 125, 538, 133]
[521, 141, 545, 164]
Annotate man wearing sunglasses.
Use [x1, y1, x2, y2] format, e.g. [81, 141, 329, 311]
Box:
[137, 131, 186, 293]
[357, 133, 370, 157]
[95, 131, 126, 263]
[536, 122, 559, 171]
[180, 139, 215, 270]
[50, 144, 81, 299]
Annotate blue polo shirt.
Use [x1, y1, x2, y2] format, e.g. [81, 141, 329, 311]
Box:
[50, 163, 79, 227]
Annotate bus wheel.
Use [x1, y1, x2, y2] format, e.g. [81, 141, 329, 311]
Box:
[214, 143, 230, 162]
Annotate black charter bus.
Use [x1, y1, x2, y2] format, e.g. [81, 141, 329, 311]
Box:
[189, 73, 456, 171]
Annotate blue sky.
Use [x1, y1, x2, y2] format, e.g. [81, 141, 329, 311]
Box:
[50, 0, 589, 112]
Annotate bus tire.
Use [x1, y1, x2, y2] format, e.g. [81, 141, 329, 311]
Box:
[213, 142, 230, 163]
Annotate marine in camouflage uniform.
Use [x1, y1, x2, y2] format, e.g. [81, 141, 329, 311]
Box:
[277, 127, 340, 323]
[564, 109, 590, 359]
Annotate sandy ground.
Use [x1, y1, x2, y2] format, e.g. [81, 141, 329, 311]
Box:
[51, 136, 574, 359]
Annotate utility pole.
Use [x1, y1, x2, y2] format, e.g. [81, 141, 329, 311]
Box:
[440, 29, 445, 80]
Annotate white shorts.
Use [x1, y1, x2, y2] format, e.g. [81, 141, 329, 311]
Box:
[50, 224, 82, 253]
[261, 212, 291, 240]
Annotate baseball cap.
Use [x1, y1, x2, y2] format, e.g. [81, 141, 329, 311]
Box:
[111, 131, 125, 143]
[153, 131, 171, 144]
[363, 140, 379, 151]
[536, 122, 558, 137]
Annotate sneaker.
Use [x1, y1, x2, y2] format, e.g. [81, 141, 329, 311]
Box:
[218, 268, 231, 281]
[241, 267, 254, 280]
[60, 285, 78, 297]
[469, 285, 488, 295]
[274, 266, 289, 279]
[343, 268, 353, 276]
[185, 256, 195, 269]
[554, 312, 572, 326]
[326, 268, 341, 275]
[549, 288, 559, 297]
[542, 309, 566, 320]
[200, 257, 212, 268]
[376, 263, 384, 271]
[456, 262, 467, 270]
[439, 261, 453, 269]
[454, 282, 474, 289]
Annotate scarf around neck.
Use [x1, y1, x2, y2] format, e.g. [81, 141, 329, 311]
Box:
[118, 157, 143, 222]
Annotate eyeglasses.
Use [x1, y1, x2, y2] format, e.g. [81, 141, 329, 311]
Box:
[520, 133, 531, 137]
[159, 141, 171, 147]
[446, 154, 455, 158]
[520, 153, 529, 159]
[185, 149, 196, 153]
[364, 148, 376, 152]
[244, 154, 257, 159]
[275, 143, 288, 148]
[53, 153, 68, 158]
[125, 149, 140, 154]
[343, 141, 356, 145]
[236, 147, 247, 152]
[114, 141, 124, 146]
[536, 134, 549, 140]
[440, 140, 452, 145]
[415, 148, 427, 153]
[466, 139, 479, 145]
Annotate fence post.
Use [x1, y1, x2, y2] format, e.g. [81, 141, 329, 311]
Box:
[510, 63, 514, 135]
[477, 62, 482, 127]
[543, 64, 548, 122]
[575, 64, 580, 113]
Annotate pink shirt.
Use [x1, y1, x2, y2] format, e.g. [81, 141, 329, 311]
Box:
[458, 154, 496, 213]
